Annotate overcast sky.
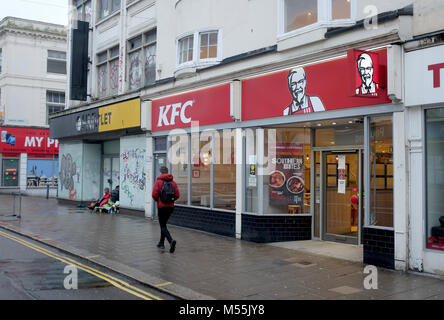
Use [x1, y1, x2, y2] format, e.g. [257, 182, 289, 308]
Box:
[0, 0, 68, 26]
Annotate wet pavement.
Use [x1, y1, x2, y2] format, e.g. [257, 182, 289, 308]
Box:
[0, 194, 444, 300]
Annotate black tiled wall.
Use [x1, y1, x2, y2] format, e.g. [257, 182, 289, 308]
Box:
[363, 227, 395, 269]
[242, 214, 311, 243]
[169, 205, 235, 238]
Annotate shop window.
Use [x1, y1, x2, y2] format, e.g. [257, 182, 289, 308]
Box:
[369, 116, 393, 227]
[280, 0, 353, 36]
[263, 128, 312, 215]
[47, 91, 65, 124]
[170, 135, 188, 205]
[128, 30, 157, 91]
[191, 133, 211, 207]
[47, 50, 66, 75]
[97, 46, 119, 97]
[245, 128, 259, 213]
[213, 131, 236, 210]
[425, 107, 444, 251]
[27, 158, 58, 187]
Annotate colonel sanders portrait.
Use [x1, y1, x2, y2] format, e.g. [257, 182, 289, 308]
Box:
[283, 67, 326, 116]
[356, 53, 379, 95]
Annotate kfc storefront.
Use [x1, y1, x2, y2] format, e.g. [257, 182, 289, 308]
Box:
[149, 46, 404, 269]
[0, 126, 59, 196]
[405, 44, 444, 274]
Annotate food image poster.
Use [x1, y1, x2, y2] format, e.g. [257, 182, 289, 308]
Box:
[268, 143, 305, 206]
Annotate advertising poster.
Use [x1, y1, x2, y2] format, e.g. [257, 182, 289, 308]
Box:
[338, 155, 346, 194]
[268, 143, 305, 206]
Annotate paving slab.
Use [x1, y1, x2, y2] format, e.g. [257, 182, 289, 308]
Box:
[0, 194, 443, 300]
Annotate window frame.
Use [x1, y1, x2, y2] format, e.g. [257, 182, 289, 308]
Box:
[0, 48, 2, 73]
[74, 0, 92, 24]
[176, 28, 222, 70]
[47, 50, 67, 75]
[127, 29, 157, 91]
[277, 0, 356, 40]
[46, 91, 65, 124]
[96, 45, 120, 98]
[97, 0, 121, 22]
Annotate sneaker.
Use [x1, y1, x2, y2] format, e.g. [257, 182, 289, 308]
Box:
[157, 243, 165, 249]
[169, 240, 177, 253]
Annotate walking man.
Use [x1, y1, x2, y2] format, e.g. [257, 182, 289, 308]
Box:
[152, 166, 180, 253]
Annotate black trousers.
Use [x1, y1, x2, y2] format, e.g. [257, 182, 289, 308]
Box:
[158, 207, 174, 245]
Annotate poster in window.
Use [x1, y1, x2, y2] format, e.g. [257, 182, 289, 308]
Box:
[268, 143, 304, 206]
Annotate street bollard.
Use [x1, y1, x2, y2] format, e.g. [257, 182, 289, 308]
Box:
[46, 185, 50, 199]
[18, 191, 22, 219]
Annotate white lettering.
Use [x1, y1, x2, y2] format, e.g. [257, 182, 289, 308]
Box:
[24, 136, 36, 148]
[63, 265, 78, 290]
[157, 105, 171, 127]
[35, 137, 44, 148]
[363, 265, 378, 290]
[180, 100, 193, 124]
[170, 103, 182, 125]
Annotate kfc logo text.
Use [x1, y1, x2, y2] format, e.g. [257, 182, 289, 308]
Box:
[428, 63, 444, 88]
[157, 100, 193, 127]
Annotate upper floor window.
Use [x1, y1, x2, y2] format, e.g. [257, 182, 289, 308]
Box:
[97, 45, 120, 98]
[98, 0, 121, 21]
[128, 29, 157, 91]
[281, 0, 353, 35]
[47, 50, 67, 74]
[47, 91, 65, 123]
[74, 0, 92, 24]
[0, 49, 2, 73]
[177, 29, 221, 69]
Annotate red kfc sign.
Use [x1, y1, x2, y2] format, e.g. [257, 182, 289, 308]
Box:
[242, 49, 390, 121]
[0, 127, 59, 154]
[152, 84, 232, 131]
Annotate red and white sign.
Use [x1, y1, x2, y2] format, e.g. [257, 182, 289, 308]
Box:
[0, 127, 59, 155]
[152, 84, 232, 131]
[405, 44, 444, 106]
[242, 49, 389, 121]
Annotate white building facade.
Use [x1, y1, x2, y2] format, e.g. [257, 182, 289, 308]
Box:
[0, 17, 66, 196]
[51, 0, 444, 275]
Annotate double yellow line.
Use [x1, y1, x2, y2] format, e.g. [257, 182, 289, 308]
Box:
[0, 229, 163, 301]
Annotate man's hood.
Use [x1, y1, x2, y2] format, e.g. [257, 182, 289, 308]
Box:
[157, 173, 174, 181]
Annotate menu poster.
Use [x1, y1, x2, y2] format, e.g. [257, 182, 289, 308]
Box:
[268, 143, 305, 206]
[338, 155, 346, 194]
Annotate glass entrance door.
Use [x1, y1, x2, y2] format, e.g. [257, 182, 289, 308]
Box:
[322, 151, 362, 245]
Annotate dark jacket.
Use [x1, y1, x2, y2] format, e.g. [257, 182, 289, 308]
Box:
[152, 173, 180, 208]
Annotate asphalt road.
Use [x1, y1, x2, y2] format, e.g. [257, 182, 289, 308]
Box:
[0, 229, 176, 300]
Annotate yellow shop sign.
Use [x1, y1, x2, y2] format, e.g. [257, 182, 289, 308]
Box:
[98, 98, 141, 132]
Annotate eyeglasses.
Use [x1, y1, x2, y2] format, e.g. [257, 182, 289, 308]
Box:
[290, 79, 306, 88]
[359, 67, 373, 73]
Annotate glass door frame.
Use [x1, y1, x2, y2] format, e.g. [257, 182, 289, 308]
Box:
[312, 146, 363, 245]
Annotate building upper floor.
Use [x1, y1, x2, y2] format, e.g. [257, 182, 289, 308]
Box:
[65, 0, 444, 110]
[0, 17, 67, 127]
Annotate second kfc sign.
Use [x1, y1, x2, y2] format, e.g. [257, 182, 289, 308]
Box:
[152, 84, 232, 131]
[242, 49, 390, 121]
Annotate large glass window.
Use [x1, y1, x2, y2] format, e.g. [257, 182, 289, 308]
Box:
[369, 116, 393, 227]
[27, 158, 58, 187]
[214, 131, 236, 210]
[170, 135, 188, 205]
[263, 128, 311, 215]
[426, 107, 444, 251]
[191, 134, 211, 207]
[75, 0, 92, 24]
[47, 50, 66, 74]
